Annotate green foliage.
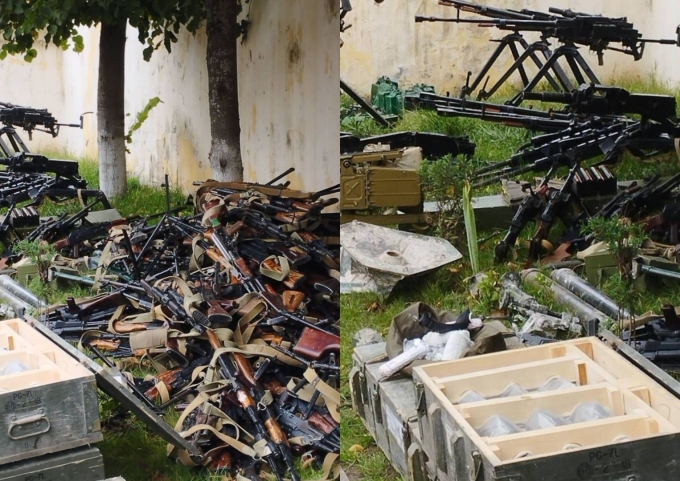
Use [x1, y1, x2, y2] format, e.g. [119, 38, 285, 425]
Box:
[125, 97, 163, 153]
[14, 239, 55, 282]
[583, 217, 645, 280]
[419, 157, 472, 241]
[463, 181, 480, 274]
[471, 270, 502, 315]
[0, 0, 205, 61]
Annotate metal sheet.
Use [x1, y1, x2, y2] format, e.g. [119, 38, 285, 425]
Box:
[340, 221, 462, 295]
[21, 315, 202, 458]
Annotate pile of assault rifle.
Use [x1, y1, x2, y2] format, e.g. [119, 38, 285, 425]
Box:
[0, 102, 341, 480]
[409, 0, 680, 264]
[408, 2, 680, 366]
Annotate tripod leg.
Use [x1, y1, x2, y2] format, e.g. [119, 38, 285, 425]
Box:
[535, 42, 573, 92]
[519, 38, 561, 92]
[464, 36, 514, 98]
[564, 49, 587, 86]
[508, 48, 568, 106]
[572, 49, 601, 84]
[509, 42, 530, 87]
[482, 44, 542, 100]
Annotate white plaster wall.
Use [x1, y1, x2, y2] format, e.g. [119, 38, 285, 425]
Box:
[0, 0, 339, 193]
[341, 0, 680, 95]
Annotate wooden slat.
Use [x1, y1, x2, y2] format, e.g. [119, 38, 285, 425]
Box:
[588, 339, 680, 429]
[0, 367, 61, 390]
[458, 385, 624, 428]
[418, 343, 569, 379]
[487, 414, 658, 461]
[437, 356, 585, 401]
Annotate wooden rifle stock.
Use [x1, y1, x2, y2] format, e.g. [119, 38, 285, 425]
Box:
[144, 367, 181, 401]
[281, 291, 305, 312]
[293, 327, 340, 361]
[207, 448, 232, 470]
[308, 412, 336, 434]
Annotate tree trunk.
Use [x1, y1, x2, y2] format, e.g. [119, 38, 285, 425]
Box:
[98, 22, 127, 198]
[205, 0, 243, 182]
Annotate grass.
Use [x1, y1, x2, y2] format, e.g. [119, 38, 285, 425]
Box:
[35, 150, 188, 219]
[340, 75, 680, 480]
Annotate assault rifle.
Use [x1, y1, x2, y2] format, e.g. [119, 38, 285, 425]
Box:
[215, 347, 294, 481]
[528, 163, 581, 260]
[494, 170, 554, 264]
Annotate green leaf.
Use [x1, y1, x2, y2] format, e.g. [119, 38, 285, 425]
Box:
[142, 45, 154, 61]
[23, 49, 36, 62]
[125, 97, 163, 144]
[0, 50, 7, 61]
[72, 34, 84, 52]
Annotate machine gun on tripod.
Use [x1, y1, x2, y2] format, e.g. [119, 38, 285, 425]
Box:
[0, 102, 92, 140]
[417, 1, 680, 104]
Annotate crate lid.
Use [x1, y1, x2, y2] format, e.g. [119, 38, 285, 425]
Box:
[22, 315, 202, 459]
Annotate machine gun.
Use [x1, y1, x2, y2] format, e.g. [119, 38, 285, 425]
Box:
[472, 117, 679, 188]
[472, 121, 628, 187]
[607, 172, 680, 220]
[417, 9, 679, 64]
[0, 152, 80, 177]
[523, 84, 678, 122]
[0, 102, 91, 139]
[417, 2, 680, 104]
[438, 0, 555, 21]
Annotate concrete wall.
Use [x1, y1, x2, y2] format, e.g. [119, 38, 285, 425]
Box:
[341, 0, 680, 95]
[0, 0, 339, 193]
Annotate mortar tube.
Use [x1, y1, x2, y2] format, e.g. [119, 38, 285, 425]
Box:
[501, 273, 543, 309]
[0, 286, 33, 314]
[0, 275, 47, 309]
[550, 268, 631, 321]
[522, 269, 611, 325]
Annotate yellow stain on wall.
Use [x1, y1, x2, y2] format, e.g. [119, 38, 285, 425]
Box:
[179, 132, 212, 189]
[251, 103, 257, 135]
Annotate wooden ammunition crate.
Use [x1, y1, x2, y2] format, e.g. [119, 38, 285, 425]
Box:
[0, 446, 104, 481]
[0, 319, 102, 465]
[413, 336, 680, 481]
[380, 376, 418, 478]
[407, 419, 433, 481]
[349, 342, 387, 437]
[365, 360, 391, 455]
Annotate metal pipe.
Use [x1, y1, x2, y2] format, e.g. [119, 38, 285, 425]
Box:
[522, 269, 611, 324]
[50, 270, 96, 286]
[636, 264, 680, 281]
[550, 268, 632, 320]
[0, 275, 46, 308]
[0, 286, 33, 314]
